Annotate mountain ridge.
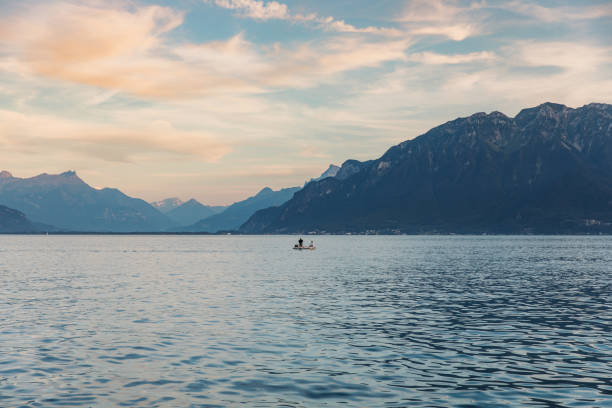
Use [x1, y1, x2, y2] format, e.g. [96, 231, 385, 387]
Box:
[241, 102, 612, 234]
[151, 197, 184, 213]
[165, 198, 226, 226]
[177, 186, 301, 233]
[175, 165, 341, 233]
[0, 171, 176, 232]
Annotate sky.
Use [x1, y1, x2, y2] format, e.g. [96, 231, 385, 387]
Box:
[0, 0, 611, 205]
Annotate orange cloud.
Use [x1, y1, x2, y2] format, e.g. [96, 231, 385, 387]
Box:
[0, 2, 205, 97]
[0, 109, 231, 163]
[0, 2, 410, 99]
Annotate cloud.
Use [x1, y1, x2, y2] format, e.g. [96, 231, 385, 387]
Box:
[174, 33, 267, 77]
[212, 0, 289, 20]
[509, 41, 612, 73]
[298, 144, 331, 159]
[398, 0, 612, 42]
[0, 2, 409, 98]
[503, 1, 612, 22]
[354, 40, 612, 123]
[260, 37, 410, 88]
[397, 0, 485, 41]
[319, 18, 403, 36]
[4, 2, 182, 62]
[409, 51, 495, 64]
[0, 109, 231, 163]
[399, 0, 475, 23]
[409, 24, 477, 41]
[0, 0, 408, 102]
[0, 1, 218, 98]
[208, 0, 402, 36]
[216, 163, 317, 178]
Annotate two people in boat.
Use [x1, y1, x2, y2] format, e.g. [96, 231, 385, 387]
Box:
[294, 238, 314, 248]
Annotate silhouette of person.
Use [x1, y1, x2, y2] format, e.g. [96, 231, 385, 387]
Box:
[298, 238, 303, 248]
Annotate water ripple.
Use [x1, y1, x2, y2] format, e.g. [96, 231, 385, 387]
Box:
[0, 235, 610, 407]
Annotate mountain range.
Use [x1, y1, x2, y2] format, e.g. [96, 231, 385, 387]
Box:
[177, 186, 301, 233]
[242, 102, 612, 234]
[151, 198, 226, 226]
[0, 166, 326, 232]
[172, 165, 342, 232]
[2, 102, 611, 234]
[0, 171, 175, 232]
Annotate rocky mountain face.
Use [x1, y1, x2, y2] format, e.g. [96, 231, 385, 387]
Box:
[320, 164, 340, 179]
[166, 199, 225, 226]
[242, 102, 612, 234]
[0, 171, 176, 232]
[308, 164, 341, 183]
[178, 186, 301, 233]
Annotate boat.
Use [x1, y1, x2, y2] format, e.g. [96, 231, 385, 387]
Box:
[294, 238, 315, 250]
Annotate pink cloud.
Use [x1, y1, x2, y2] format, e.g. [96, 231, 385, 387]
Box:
[0, 2, 410, 98]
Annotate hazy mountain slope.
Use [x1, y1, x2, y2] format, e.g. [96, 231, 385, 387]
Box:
[166, 199, 226, 226]
[0, 171, 176, 232]
[176, 164, 344, 232]
[178, 186, 300, 232]
[0, 205, 41, 233]
[151, 197, 183, 213]
[242, 103, 612, 234]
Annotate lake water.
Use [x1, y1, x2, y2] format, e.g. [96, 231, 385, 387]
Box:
[1, 235, 611, 407]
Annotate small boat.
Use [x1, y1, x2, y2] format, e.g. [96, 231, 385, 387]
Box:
[294, 238, 315, 250]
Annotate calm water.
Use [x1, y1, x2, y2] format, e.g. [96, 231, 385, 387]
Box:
[1, 235, 611, 407]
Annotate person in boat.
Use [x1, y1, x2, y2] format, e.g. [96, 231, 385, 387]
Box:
[309, 240, 314, 248]
[298, 238, 304, 248]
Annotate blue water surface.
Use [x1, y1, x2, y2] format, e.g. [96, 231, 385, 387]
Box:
[1, 235, 611, 407]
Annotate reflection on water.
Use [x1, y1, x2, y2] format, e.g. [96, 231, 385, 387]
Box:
[1, 235, 611, 407]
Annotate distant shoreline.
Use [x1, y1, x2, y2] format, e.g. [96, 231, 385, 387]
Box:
[1, 232, 611, 236]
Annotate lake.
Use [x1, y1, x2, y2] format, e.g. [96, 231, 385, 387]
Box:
[1, 235, 611, 407]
